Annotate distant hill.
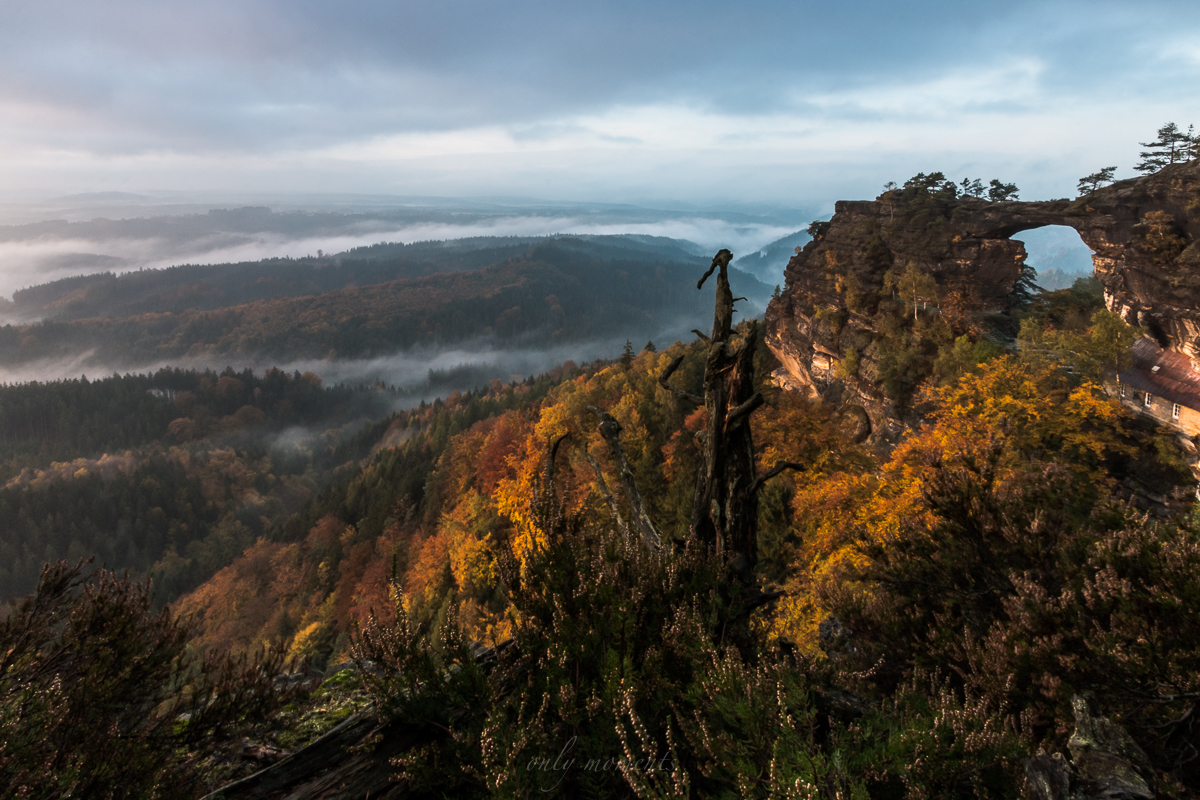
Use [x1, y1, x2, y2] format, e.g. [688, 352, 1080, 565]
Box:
[733, 229, 810, 283]
[10, 234, 712, 322]
[47, 191, 157, 205]
[0, 237, 771, 371]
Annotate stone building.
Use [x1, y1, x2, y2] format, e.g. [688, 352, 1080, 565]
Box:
[1116, 337, 1200, 437]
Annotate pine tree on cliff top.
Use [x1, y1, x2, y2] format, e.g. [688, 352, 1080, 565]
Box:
[987, 179, 1019, 201]
[1135, 122, 1195, 173]
[959, 177, 985, 198]
[1078, 166, 1117, 195]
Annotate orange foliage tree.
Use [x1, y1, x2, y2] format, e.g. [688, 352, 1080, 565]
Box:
[770, 356, 1137, 650]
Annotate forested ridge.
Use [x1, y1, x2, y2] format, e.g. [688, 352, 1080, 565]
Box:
[5, 247, 1200, 797]
[0, 236, 763, 370]
[10, 234, 687, 321]
[157, 273, 1198, 796]
[0, 366, 396, 473]
[0, 366, 403, 599]
[8, 240, 534, 321]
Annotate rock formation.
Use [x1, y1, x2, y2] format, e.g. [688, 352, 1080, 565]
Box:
[765, 160, 1200, 436]
[1025, 694, 1156, 800]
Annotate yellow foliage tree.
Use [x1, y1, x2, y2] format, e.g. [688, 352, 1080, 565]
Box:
[770, 356, 1134, 650]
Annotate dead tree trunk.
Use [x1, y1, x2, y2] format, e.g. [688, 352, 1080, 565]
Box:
[587, 406, 661, 551]
[690, 250, 761, 582]
[659, 250, 802, 585]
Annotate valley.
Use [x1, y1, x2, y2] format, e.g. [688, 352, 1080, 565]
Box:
[6, 164, 1200, 798]
[8, 2, 1200, 796]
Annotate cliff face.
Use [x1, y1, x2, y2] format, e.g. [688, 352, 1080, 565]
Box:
[765, 160, 1200, 437]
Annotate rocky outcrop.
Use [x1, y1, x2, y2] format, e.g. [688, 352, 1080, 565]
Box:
[765, 161, 1200, 434]
[202, 709, 421, 800]
[1025, 695, 1156, 800]
[203, 641, 513, 800]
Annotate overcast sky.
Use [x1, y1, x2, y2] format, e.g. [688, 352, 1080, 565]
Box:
[2, 0, 1199, 209]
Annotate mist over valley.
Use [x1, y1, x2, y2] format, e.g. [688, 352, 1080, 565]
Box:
[9, 0, 1200, 790]
[0, 198, 805, 304]
[0, 226, 777, 400]
[0, 213, 784, 612]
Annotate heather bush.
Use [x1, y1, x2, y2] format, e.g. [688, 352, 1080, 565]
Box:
[352, 474, 1039, 799]
[820, 435, 1200, 790]
[352, 475, 876, 798]
[0, 560, 302, 799]
[963, 517, 1200, 783]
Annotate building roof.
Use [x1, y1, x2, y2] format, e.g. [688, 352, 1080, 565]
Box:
[1118, 337, 1200, 412]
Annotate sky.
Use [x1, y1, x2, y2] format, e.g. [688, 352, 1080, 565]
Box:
[2, 0, 1200, 209]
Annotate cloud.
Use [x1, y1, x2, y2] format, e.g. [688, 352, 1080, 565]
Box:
[0, 206, 800, 299]
[0, 1, 1198, 206]
[1161, 35, 1200, 66]
[0, 326, 707, 402]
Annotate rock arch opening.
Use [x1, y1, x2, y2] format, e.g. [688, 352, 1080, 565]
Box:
[1011, 225, 1096, 292]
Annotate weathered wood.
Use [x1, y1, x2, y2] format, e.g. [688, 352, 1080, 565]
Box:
[657, 354, 703, 405]
[752, 460, 805, 493]
[200, 709, 424, 800]
[204, 641, 515, 799]
[583, 443, 629, 541]
[696, 249, 735, 342]
[688, 249, 762, 583]
[586, 405, 662, 551]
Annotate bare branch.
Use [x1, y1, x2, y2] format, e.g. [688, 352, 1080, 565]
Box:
[725, 392, 764, 428]
[690, 329, 711, 344]
[752, 461, 805, 493]
[697, 248, 733, 290]
[583, 444, 628, 542]
[586, 406, 662, 551]
[546, 432, 570, 484]
[657, 355, 703, 405]
[660, 354, 686, 381]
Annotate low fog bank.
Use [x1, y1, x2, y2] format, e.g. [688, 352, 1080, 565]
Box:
[733, 229, 811, 284]
[0, 200, 809, 300]
[0, 192, 810, 229]
[288, 324, 704, 407]
[0, 313, 737, 408]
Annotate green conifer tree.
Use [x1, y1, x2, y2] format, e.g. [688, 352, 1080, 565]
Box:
[1077, 166, 1117, 195]
[987, 179, 1020, 201]
[959, 177, 985, 198]
[1135, 122, 1195, 173]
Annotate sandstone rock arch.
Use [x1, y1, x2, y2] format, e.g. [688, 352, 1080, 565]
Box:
[764, 160, 1200, 432]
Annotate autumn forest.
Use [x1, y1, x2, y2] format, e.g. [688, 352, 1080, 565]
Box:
[5, 168, 1200, 800]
